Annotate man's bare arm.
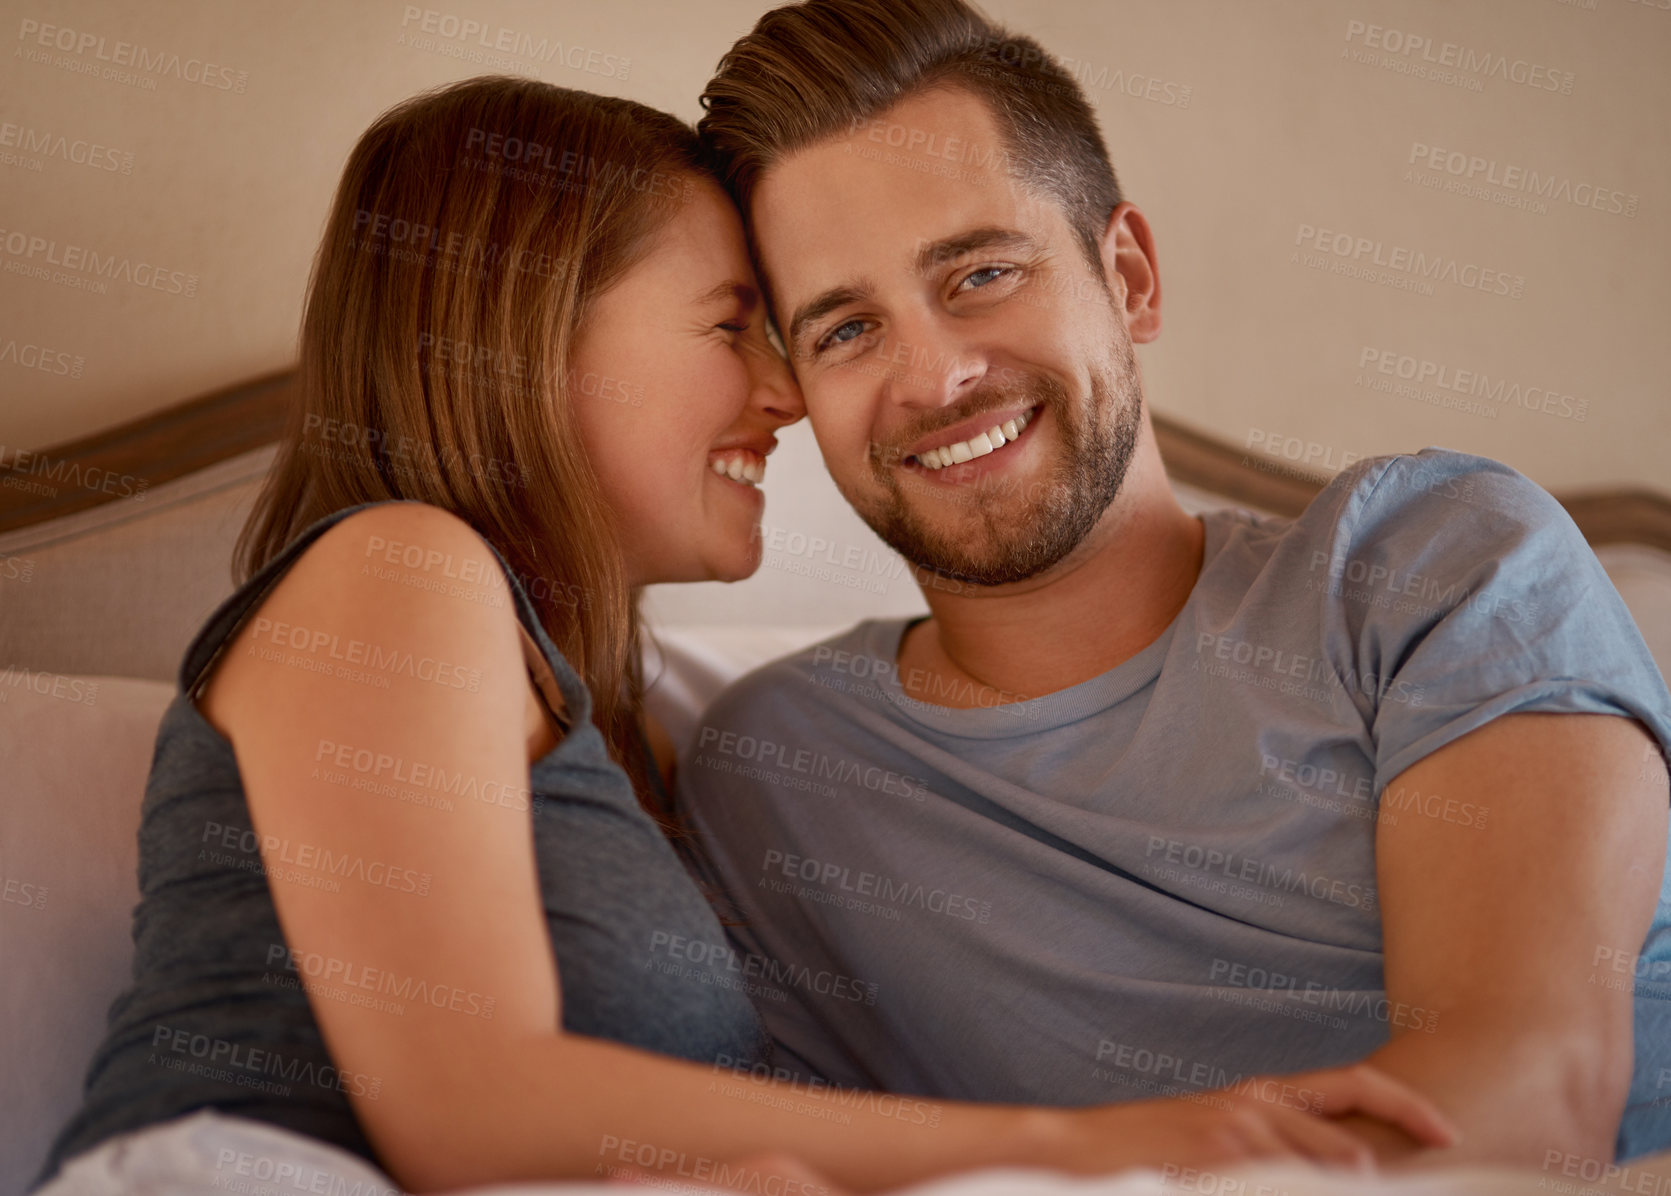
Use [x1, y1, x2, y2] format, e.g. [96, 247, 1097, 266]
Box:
[1338, 712, 1668, 1166]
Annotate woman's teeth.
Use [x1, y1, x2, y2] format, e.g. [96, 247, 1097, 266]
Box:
[915, 408, 1034, 471]
[710, 451, 765, 486]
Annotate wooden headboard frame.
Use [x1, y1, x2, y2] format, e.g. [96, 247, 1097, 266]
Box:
[2, 368, 1669, 552]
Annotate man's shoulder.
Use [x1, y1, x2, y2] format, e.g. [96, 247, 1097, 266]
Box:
[1231, 447, 1601, 648]
[1299, 447, 1574, 554]
[1189, 448, 1586, 635]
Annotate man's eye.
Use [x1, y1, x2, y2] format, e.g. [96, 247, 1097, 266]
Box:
[961, 266, 1011, 290]
[717, 320, 749, 333]
[818, 319, 869, 352]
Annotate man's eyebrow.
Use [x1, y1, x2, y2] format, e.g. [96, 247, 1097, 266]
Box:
[694, 280, 759, 310]
[787, 282, 874, 350]
[914, 227, 1037, 273]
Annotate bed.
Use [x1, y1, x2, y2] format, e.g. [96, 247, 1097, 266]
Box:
[3, 370, 1669, 1195]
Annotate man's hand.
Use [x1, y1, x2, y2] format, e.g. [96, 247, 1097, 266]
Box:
[608, 1065, 1452, 1193]
[1061, 1062, 1458, 1174]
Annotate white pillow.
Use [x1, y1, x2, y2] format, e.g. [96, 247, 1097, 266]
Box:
[642, 624, 849, 752]
[0, 673, 174, 1195]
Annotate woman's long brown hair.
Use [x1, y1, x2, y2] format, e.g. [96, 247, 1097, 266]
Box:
[238, 77, 704, 809]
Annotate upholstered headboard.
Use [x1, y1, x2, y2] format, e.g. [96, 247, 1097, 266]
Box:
[2, 369, 1669, 682]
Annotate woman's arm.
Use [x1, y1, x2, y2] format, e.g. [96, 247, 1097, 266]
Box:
[203, 502, 1455, 1194]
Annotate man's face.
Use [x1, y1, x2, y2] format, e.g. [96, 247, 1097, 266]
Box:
[751, 85, 1146, 587]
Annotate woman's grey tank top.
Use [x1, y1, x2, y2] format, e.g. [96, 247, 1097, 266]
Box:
[35, 500, 769, 1187]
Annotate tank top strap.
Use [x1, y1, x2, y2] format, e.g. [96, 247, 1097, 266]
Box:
[180, 499, 594, 728]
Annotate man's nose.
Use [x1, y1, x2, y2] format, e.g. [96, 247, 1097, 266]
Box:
[877, 313, 987, 410]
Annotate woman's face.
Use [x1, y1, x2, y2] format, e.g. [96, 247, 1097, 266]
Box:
[569, 176, 803, 587]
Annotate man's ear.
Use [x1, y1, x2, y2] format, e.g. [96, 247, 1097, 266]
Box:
[1097, 202, 1161, 344]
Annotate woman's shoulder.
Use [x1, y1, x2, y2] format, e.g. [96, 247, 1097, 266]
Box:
[294, 501, 514, 601]
[196, 501, 531, 743]
[242, 501, 521, 661]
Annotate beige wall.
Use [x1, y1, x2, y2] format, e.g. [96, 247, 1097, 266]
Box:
[2, 0, 1666, 497]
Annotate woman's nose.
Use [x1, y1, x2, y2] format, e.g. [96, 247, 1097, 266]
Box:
[750, 337, 805, 427]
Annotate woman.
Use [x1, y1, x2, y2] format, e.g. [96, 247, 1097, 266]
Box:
[33, 77, 1455, 1195]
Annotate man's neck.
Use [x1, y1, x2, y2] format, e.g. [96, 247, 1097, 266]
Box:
[897, 430, 1205, 707]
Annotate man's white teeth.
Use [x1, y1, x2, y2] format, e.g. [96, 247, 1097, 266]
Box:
[918, 409, 1033, 471]
[711, 453, 764, 486]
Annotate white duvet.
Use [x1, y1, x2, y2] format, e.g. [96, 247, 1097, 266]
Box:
[489, 1160, 1667, 1196]
[45, 1106, 1671, 1196]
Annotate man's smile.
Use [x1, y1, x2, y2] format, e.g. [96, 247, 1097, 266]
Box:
[892, 404, 1043, 485]
[909, 405, 1037, 472]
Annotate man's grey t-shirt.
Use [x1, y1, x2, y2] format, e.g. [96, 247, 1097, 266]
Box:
[676, 449, 1671, 1160]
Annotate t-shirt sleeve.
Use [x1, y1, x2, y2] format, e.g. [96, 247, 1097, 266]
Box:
[1325, 450, 1671, 795]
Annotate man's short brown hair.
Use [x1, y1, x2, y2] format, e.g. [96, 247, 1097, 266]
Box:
[698, 0, 1123, 267]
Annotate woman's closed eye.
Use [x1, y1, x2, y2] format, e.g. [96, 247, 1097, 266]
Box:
[718, 317, 789, 369]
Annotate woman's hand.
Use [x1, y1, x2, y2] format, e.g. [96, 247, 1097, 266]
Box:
[1053, 1063, 1459, 1175]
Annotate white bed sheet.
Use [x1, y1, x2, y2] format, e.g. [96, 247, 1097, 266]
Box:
[41, 1106, 1671, 1196]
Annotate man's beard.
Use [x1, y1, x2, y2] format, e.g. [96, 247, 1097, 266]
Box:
[852, 333, 1143, 588]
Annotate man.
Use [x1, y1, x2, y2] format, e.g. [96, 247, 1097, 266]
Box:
[677, 0, 1671, 1167]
